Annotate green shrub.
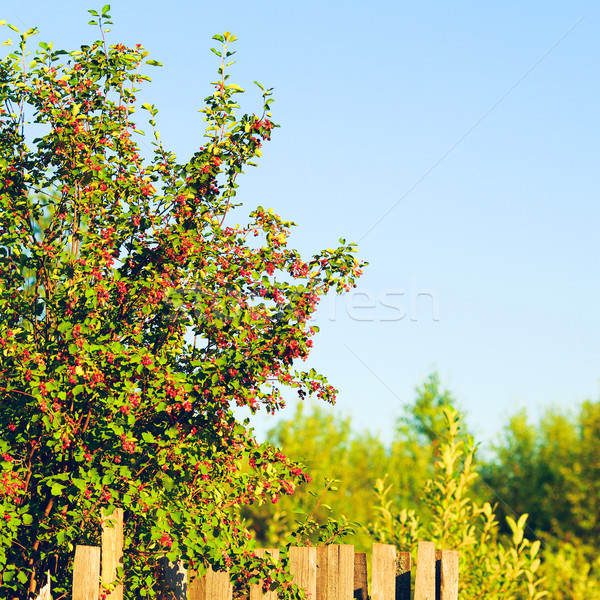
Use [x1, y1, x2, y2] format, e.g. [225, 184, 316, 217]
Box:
[366, 408, 547, 600]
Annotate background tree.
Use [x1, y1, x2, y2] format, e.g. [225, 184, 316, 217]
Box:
[244, 373, 469, 550]
[396, 372, 463, 448]
[483, 400, 600, 599]
[243, 372, 599, 598]
[483, 400, 600, 541]
[0, 9, 363, 599]
[243, 403, 388, 550]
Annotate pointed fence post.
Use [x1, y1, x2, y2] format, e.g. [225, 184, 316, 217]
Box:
[35, 571, 51, 600]
[101, 508, 124, 600]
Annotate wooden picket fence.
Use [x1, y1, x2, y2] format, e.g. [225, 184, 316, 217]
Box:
[43, 509, 460, 599]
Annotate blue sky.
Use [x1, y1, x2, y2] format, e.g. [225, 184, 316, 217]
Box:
[5, 1, 599, 446]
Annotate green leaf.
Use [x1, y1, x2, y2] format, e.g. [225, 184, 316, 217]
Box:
[141, 431, 155, 443]
[51, 483, 65, 496]
[145, 59, 162, 67]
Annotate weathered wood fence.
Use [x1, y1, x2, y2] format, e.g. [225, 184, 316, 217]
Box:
[48, 510, 460, 599]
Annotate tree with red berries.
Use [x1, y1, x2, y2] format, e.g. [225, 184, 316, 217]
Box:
[0, 7, 363, 599]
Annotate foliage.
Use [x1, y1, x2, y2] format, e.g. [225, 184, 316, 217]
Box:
[366, 408, 547, 600]
[483, 400, 600, 543]
[283, 477, 358, 548]
[244, 374, 468, 551]
[396, 372, 465, 448]
[247, 373, 600, 598]
[243, 403, 387, 550]
[0, 8, 363, 599]
[483, 399, 600, 599]
[537, 539, 600, 600]
[390, 372, 482, 521]
[245, 373, 472, 550]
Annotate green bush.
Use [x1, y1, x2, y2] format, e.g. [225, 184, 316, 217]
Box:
[366, 408, 547, 600]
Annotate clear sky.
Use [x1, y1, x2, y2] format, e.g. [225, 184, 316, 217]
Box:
[5, 1, 599, 446]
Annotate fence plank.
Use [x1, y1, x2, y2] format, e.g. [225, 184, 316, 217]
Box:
[338, 545, 354, 599]
[396, 551, 412, 600]
[414, 541, 436, 600]
[371, 543, 396, 600]
[250, 549, 280, 600]
[316, 545, 354, 599]
[187, 566, 232, 600]
[289, 546, 317, 599]
[71, 533, 456, 600]
[160, 558, 187, 600]
[34, 571, 51, 600]
[353, 553, 368, 600]
[101, 508, 124, 600]
[73, 545, 101, 600]
[187, 569, 204, 600]
[440, 550, 459, 600]
[317, 545, 338, 599]
[208, 568, 233, 600]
